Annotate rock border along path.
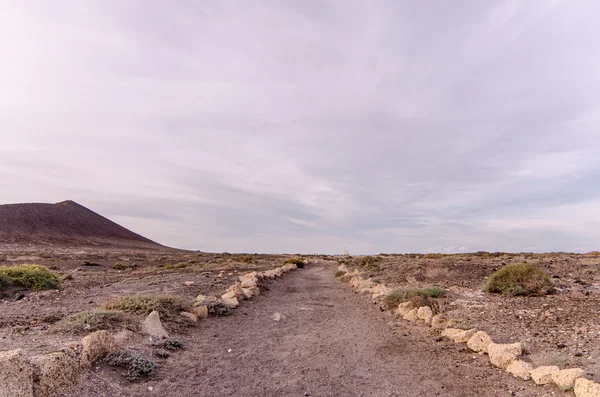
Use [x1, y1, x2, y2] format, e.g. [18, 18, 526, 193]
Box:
[0, 263, 299, 397]
[338, 263, 600, 397]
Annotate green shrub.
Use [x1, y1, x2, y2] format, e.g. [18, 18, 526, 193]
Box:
[284, 257, 305, 268]
[100, 294, 192, 321]
[0, 264, 61, 291]
[383, 290, 407, 309]
[383, 287, 446, 310]
[57, 309, 136, 333]
[484, 263, 553, 296]
[104, 350, 156, 381]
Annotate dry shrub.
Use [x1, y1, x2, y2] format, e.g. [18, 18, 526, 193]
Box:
[57, 310, 137, 333]
[383, 287, 446, 310]
[357, 256, 382, 271]
[335, 270, 346, 277]
[484, 263, 553, 296]
[100, 294, 191, 322]
[284, 257, 305, 268]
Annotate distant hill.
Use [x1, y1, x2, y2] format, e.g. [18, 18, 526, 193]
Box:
[0, 200, 162, 248]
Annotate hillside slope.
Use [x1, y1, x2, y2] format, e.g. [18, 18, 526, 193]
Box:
[0, 200, 162, 248]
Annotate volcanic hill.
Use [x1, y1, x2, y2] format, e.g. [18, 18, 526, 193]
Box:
[0, 200, 162, 248]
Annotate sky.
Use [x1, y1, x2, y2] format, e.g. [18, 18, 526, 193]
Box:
[2, 0, 600, 254]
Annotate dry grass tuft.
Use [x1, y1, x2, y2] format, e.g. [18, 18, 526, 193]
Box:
[57, 309, 137, 333]
[100, 294, 192, 322]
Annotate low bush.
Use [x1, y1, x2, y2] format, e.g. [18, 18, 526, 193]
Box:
[104, 350, 156, 381]
[164, 263, 187, 270]
[284, 257, 305, 268]
[335, 270, 346, 277]
[383, 287, 446, 310]
[57, 309, 136, 333]
[357, 256, 382, 272]
[0, 264, 61, 291]
[484, 263, 553, 296]
[100, 294, 192, 322]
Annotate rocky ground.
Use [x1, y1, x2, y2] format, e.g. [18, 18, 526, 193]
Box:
[70, 263, 557, 397]
[1, 248, 599, 396]
[349, 252, 600, 383]
[0, 247, 286, 355]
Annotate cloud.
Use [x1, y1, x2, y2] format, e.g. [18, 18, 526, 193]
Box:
[2, 1, 600, 253]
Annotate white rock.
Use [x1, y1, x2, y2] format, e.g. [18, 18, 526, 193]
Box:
[402, 308, 419, 322]
[506, 360, 534, 380]
[430, 314, 453, 329]
[552, 368, 587, 391]
[272, 312, 285, 322]
[574, 378, 600, 397]
[417, 306, 433, 325]
[530, 366, 560, 385]
[396, 302, 414, 317]
[141, 311, 169, 339]
[180, 311, 198, 323]
[467, 331, 493, 353]
[442, 328, 477, 343]
[222, 297, 239, 309]
[488, 342, 522, 369]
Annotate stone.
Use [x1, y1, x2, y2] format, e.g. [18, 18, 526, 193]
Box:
[193, 294, 219, 306]
[417, 306, 433, 325]
[530, 366, 560, 385]
[240, 277, 258, 288]
[467, 331, 493, 353]
[431, 314, 454, 329]
[488, 343, 522, 369]
[506, 360, 534, 380]
[242, 287, 260, 299]
[552, 368, 587, 391]
[402, 308, 419, 322]
[183, 281, 195, 286]
[141, 311, 169, 339]
[180, 311, 198, 323]
[191, 305, 209, 319]
[0, 349, 34, 397]
[80, 330, 115, 366]
[222, 297, 239, 309]
[225, 284, 246, 300]
[396, 302, 414, 317]
[448, 328, 477, 343]
[32, 350, 82, 397]
[575, 378, 600, 397]
[441, 328, 462, 339]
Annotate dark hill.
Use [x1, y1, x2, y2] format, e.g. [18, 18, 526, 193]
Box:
[0, 200, 162, 248]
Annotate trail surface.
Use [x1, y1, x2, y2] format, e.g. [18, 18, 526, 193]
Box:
[72, 263, 555, 397]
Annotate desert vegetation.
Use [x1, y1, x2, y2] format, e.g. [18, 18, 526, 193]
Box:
[0, 264, 61, 291]
[484, 263, 553, 296]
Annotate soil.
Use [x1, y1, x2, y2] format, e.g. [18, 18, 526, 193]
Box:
[0, 247, 285, 355]
[352, 253, 600, 382]
[69, 263, 558, 397]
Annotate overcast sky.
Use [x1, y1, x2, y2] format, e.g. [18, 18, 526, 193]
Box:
[2, 1, 600, 253]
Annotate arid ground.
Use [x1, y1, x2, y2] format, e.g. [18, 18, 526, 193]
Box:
[1, 246, 599, 396]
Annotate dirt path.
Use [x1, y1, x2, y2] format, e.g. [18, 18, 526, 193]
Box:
[71, 263, 556, 397]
